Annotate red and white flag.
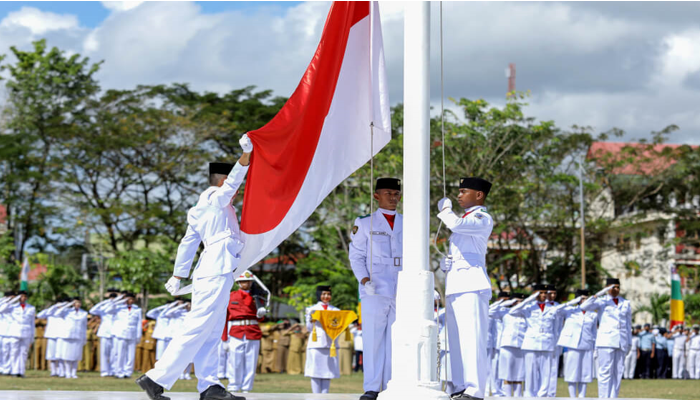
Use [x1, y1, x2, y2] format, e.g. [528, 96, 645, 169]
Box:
[239, 1, 391, 269]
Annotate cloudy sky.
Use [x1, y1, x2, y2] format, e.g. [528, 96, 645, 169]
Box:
[1, 1, 699, 143]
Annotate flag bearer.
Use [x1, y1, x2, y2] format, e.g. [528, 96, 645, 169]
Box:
[437, 177, 494, 400]
[137, 135, 252, 400]
[581, 278, 632, 398]
[305, 285, 341, 394]
[349, 177, 403, 400]
[556, 289, 597, 398]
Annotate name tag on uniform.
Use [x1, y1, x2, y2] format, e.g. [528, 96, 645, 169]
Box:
[370, 231, 390, 236]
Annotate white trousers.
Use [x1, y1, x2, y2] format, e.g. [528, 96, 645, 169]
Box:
[523, 350, 552, 397]
[446, 290, 490, 398]
[147, 273, 233, 393]
[156, 338, 171, 361]
[564, 348, 593, 383]
[114, 338, 136, 378]
[672, 349, 686, 379]
[227, 336, 260, 392]
[597, 347, 624, 398]
[8, 337, 31, 376]
[63, 360, 78, 378]
[623, 349, 636, 379]
[489, 348, 505, 396]
[99, 337, 113, 376]
[0, 337, 12, 374]
[218, 340, 228, 378]
[360, 294, 395, 392]
[688, 349, 700, 379]
[310, 377, 331, 393]
[547, 349, 561, 397]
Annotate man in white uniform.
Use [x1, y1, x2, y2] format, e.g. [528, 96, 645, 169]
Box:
[509, 285, 567, 397]
[486, 291, 510, 397]
[137, 135, 252, 400]
[0, 292, 16, 375]
[437, 177, 494, 400]
[490, 293, 526, 397]
[556, 289, 597, 398]
[688, 325, 700, 379]
[55, 297, 88, 379]
[624, 325, 640, 379]
[545, 285, 563, 397]
[146, 300, 180, 362]
[671, 325, 688, 379]
[37, 299, 68, 377]
[89, 289, 120, 377]
[581, 278, 632, 398]
[112, 292, 142, 378]
[0, 291, 35, 377]
[349, 177, 403, 400]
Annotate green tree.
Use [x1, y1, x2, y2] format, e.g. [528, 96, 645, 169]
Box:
[108, 248, 174, 310]
[635, 292, 670, 324]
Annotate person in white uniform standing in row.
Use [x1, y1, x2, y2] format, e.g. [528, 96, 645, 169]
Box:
[624, 325, 640, 380]
[89, 288, 121, 377]
[556, 289, 597, 398]
[688, 325, 700, 379]
[349, 177, 403, 400]
[0, 291, 35, 377]
[146, 300, 181, 363]
[437, 177, 494, 400]
[37, 299, 68, 377]
[112, 292, 142, 379]
[491, 293, 526, 397]
[486, 291, 510, 397]
[138, 134, 252, 400]
[581, 278, 632, 398]
[55, 297, 88, 379]
[545, 285, 562, 398]
[305, 285, 341, 394]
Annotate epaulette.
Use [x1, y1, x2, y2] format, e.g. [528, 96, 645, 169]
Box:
[479, 207, 488, 213]
[359, 214, 371, 219]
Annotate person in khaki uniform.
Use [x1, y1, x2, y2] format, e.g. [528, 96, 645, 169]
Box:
[338, 326, 355, 375]
[140, 320, 156, 373]
[260, 323, 276, 373]
[284, 322, 307, 375]
[32, 319, 47, 370]
[274, 321, 291, 373]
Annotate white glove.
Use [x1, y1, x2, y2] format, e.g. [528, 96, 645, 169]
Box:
[595, 285, 614, 298]
[566, 296, 583, 307]
[437, 197, 452, 212]
[165, 277, 181, 296]
[222, 341, 229, 351]
[364, 280, 376, 296]
[256, 307, 267, 318]
[239, 133, 253, 153]
[440, 256, 453, 272]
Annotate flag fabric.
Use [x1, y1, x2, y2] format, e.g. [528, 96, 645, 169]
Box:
[670, 263, 684, 328]
[238, 1, 391, 268]
[311, 310, 359, 357]
[20, 257, 29, 291]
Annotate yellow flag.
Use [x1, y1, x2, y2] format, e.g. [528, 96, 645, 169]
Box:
[311, 310, 358, 357]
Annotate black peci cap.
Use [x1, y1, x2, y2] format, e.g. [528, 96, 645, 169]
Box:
[533, 284, 546, 291]
[545, 284, 556, 291]
[497, 291, 510, 298]
[375, 178, 401, 192]
[606, 278, 620, 286]
[209, 162, 235, 176]
[575, 289, 590, 297]
[459, 177, 492, 196]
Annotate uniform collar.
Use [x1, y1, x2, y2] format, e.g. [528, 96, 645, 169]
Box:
[377, 208, 397, 215]
[464, 205, 487, 213]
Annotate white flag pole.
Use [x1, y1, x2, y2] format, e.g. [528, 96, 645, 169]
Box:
[380, 3, 448, 400]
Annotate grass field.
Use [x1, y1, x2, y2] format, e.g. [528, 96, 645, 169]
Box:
[0, 371, 697, 399]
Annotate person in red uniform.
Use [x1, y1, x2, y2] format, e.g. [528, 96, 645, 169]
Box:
[222, 271, 268, 394]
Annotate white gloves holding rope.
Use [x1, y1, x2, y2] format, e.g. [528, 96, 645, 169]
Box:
[437, 197, 452, 212]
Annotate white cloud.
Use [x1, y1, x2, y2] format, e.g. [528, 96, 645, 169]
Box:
[0, 7, 78, 35]
[101, 2, 144, 12]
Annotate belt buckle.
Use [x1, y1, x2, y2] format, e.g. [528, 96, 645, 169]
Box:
[394, 257, 401, 267]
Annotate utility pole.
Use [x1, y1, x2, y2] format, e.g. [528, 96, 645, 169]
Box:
[579, 159, 586, 288]
[506, 63, 516, 97]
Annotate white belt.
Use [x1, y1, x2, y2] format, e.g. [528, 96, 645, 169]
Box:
[204, 229, 233, 248]
[374, 256, 402, 267]
[230, 319, 258, 326]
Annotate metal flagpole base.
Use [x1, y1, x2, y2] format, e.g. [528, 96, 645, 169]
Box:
[378, 270, 450, 400]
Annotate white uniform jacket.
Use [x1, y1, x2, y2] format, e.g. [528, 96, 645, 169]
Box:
[581, 295, 632, 352]
[510, 301, 566, 352]
[56, 307, 88, 343]
[557, 306, 598, 350]
[672, 333, 687, 352]
[349, 208, 403, 298]
[37, 303, 66, 340]
[492, 306, 526, 349]
[0, 300, 35, 341]
[111, 304, 142, 341]
[163, 303, 189, 336]
[0, 298, 13, 337]
[437, 205, 493, 296]
[305, 302, 340, 349]
[147, 303, 178, 341]
[488, 301, 507, 350]
[690, 333, 700, 351]
[172, 162, 249, 279]
[89, 298, 120, 338]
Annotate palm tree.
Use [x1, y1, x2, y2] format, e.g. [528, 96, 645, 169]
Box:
[634, 293, 670, 325]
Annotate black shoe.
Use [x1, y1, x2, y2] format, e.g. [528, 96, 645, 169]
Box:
[136, 374, 170, 400]
[450, 391, 465, 399]
[360, 391, 379, 400]
[453, 393, 483, 400]
[199, 385, 245, 400]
